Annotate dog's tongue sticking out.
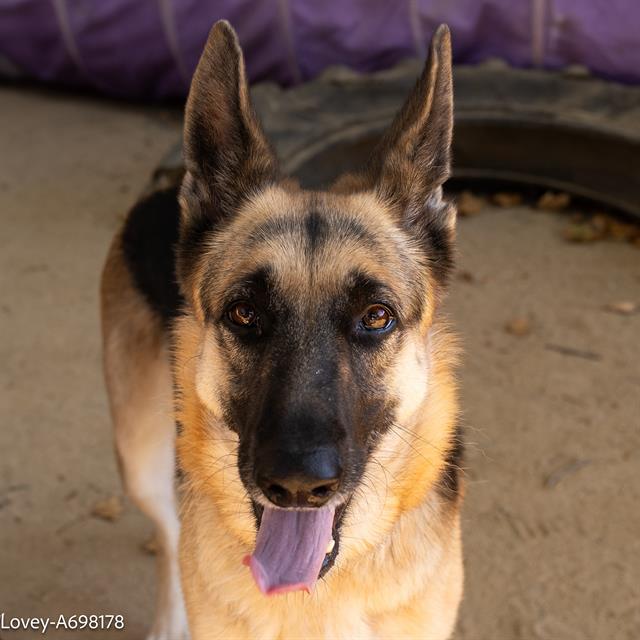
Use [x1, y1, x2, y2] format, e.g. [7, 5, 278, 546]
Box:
[243, 506, 334, 596]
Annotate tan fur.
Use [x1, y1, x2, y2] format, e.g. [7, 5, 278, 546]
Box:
[101, 238, 189, 640]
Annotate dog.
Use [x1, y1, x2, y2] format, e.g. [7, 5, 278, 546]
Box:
[101, 20, 463, 640]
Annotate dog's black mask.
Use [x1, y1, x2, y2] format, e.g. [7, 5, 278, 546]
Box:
[217, 266, 399, 512]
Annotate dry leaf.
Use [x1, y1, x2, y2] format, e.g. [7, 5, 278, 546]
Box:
[603, 301, 639, 315]
[563, 214, 640, 245]
[590, 214, 639, 243]
[590, 214, 610, 234]
[91, 496, 123, 522]
[457, 190, 485, 217]
[562, 222, 603, 243]
[536, 191, 571, 211]
[505, 317, 531, 336]
[141, 534, 160, 555]
[608, 220, 638, 242]
[491, 192, 523, 208]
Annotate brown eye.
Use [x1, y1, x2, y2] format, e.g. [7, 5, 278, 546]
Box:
[361, 304, 394, 331]
[227, 302, 257, 327]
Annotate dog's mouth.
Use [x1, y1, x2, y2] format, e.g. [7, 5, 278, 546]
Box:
[246, 499, 349, 595]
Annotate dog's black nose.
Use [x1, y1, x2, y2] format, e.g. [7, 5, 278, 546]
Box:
[259, 474, 340, 508]
[256, 448, 342, 508]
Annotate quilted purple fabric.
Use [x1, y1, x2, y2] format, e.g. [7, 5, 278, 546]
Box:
[0, 0, 637, 99]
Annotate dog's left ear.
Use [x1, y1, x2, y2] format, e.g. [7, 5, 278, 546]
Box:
[181, 20, 278, 224]
[371, 25, 454, 233]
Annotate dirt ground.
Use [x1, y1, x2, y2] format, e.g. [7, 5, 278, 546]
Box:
[0, 85, 639, 640]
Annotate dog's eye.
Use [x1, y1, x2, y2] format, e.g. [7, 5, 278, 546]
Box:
[227, 302, 257, 327]
[361, 304, 394, 331]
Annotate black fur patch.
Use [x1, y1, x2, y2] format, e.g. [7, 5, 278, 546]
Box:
[121, 187, 184, 325]
[427, 223, 455, 285]
[437, 422, 464, 501]
[304, 210, 328, 253]
[245, 213, 375, 251]
[245, 216, 299, 248]
[337, 216, 374, 243]
[411, 216, 455, 287]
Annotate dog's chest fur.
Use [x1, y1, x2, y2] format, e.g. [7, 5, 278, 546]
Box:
[181, 489, 462, 640]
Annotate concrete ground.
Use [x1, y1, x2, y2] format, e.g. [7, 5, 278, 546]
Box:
[0, 85, 639, 640]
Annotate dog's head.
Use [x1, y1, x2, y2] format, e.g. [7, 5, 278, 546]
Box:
[176, 21, 457, 591]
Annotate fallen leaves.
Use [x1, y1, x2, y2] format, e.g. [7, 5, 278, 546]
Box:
[91, 496, 123, 522]
[455, 189, 528, 213]
[562, 221, 603, 243]
[491, 192, 523, 208]
[457, 190, 486, 216]
[563, 213, 640, 245]
[452, 188, 640, 248]
[504, 317, 532, 337]
[607, 218, 640, 242]
[536, 191, 571, 211]
[141, 534, 160, 556]
[603, 301, 639, 315]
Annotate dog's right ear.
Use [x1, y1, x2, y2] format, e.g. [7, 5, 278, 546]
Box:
[180, 20, 278, 226]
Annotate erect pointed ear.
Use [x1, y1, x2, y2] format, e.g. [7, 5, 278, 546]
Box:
[181, 21, 278, 224]
[371, 24, 454, 230]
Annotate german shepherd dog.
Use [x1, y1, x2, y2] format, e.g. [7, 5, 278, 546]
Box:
[101, 20, 463, 640]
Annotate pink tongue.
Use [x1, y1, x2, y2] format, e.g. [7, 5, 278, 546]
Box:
[243, 506, 334, 596]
